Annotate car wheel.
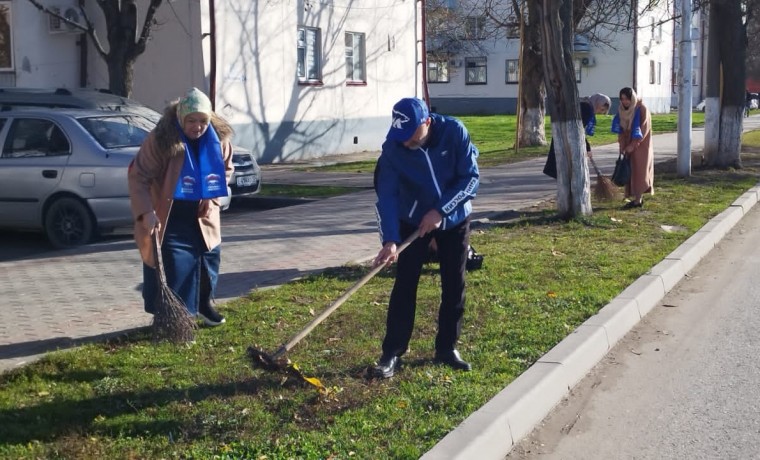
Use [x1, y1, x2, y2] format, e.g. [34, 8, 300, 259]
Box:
[45, 197, 95, 249]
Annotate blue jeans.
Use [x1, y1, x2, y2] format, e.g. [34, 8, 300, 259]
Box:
[142, 200, 220, 315]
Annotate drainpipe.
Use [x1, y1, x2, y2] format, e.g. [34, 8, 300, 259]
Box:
[78, 0, 87, 87]
[420, 0, 430, 107]
[699, 10, 705, 102]
[208, 0, 217, 110]
[632, 4, 638, 91]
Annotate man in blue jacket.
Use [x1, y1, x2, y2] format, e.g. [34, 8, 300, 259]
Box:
[371, 97, 480, 379]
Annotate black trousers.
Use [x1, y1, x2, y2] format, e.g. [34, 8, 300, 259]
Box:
[381, 218, 470, 357]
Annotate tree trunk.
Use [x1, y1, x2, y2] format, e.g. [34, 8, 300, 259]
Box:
[702, 0, 721, 161]
[704, 0, 745, 168]
[107, 55, 134, 97]
[103, 0, 140, 97]
[518, 0, 547, 147]
[539, 0, 591, 218]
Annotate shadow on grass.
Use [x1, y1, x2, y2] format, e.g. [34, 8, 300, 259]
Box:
[0, 374, 293, 445]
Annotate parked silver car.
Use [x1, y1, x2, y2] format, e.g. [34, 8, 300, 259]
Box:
[0, 87, 262, 199]
[0, 108, 233, 248]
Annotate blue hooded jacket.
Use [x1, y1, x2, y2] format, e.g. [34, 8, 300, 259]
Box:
[374, 113, 479, 245]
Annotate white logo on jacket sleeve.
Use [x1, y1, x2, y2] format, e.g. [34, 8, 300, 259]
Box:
[441, 178, 478, 214]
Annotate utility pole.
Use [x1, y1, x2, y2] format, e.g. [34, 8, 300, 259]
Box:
[677, 0, 693, 177]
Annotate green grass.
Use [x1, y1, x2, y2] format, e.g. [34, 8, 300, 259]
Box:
[256, 183, 362, 198]
[1, 146, 758, 458]
[312, 112, 707, 171]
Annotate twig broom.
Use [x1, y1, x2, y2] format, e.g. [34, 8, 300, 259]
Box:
[588, 155, 618, 201]
[151, 232, 196, 343]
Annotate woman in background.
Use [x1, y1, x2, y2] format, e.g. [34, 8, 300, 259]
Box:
[612, 87, 653, 209]
[543, 93, 611, 179]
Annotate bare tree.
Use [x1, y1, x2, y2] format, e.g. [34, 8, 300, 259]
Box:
[539, 0, 592, 218]
[703, 0, 746, 168]
[27, 0, 166, 97]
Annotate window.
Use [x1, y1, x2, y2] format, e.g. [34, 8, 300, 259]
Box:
[427, 60, 450, 83]
[0, 2, 13, 71]
[506, 15, 520, 38]
[649, 60, 656, 84]
[465, 57, 487, 84]
[297, 26, 321, 83]
[345, 32, 366, 83]
[692, 69, 699, 86]
[2, 118, 69, 159]
[505, 59, 519, 84]
[464, 16, 485, 40]
[574, 59, 581, 83]
[77, 115, 153, 149]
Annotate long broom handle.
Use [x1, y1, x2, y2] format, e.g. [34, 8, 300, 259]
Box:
[271, 229, 421, 360]
[152, 231, 168, 286]
[587, 155, 605, 177]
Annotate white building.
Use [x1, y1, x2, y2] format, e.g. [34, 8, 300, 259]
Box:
[0, 0, 422, 162]
[427, 1, 675, 114]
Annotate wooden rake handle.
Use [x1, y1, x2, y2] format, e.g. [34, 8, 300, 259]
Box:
[271, 229, 421, 360]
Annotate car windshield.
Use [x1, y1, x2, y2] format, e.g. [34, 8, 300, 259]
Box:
[77, 114, 155, 149]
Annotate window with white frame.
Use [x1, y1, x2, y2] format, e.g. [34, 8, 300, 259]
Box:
[464, 16, 485, 40]
[427, 59, 450, 83]
[574, 59, 581, 83]
[297, 26, 321, 83]
[465, 57, 487, 84]
[345, 32, 366, 83]
[0, 2, 13, 71]
[505, 59, 519, 84]
[649, 60, 656, 84]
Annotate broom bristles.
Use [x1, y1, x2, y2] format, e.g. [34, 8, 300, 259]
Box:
[152, 280, 196, 343]
[594, 173, 619, 201]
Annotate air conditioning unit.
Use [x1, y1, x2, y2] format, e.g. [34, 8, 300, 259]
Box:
[48, 6, 84, 34]
[580, 56, 596, 67]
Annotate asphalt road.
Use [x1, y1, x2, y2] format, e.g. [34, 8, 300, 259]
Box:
[506, 203, 760, 459]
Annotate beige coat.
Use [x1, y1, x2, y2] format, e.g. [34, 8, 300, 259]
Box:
[618, 102, 654, 198]
[128, 104, 234, 267]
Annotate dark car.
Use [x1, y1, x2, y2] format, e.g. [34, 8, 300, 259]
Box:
[0, 87, 261, 198]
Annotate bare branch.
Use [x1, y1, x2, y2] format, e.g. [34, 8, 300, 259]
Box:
[25, 0, 108, 58]
[134, 1, 165, 57]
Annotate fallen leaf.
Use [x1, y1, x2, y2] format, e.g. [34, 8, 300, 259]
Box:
[547, 291, 557, 298]
[662, 304, 679, 308]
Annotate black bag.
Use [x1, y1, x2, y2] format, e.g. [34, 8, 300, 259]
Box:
[611, 152, 631, 186]
[425, 243, 484, 271]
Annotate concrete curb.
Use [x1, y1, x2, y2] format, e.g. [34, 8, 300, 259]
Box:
[421, 184, 760, 460]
